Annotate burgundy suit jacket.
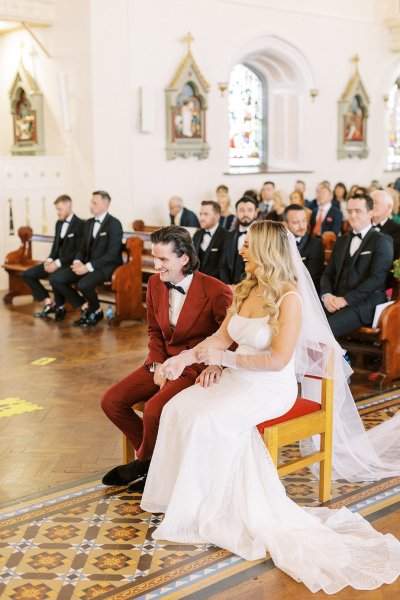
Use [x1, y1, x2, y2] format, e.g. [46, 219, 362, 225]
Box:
[145, 271, 233, 370]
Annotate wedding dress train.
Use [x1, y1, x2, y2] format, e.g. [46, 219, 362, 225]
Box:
[141, 303, 400, 594]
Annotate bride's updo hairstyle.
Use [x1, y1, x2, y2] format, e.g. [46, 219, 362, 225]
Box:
[229, 220, 297, 333]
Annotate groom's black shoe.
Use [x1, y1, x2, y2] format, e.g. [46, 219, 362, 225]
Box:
[126, 473, 147, 494]
[102, 459, 150, 486]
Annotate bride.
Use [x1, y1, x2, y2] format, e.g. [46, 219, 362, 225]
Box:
[140, 220, 400, 594]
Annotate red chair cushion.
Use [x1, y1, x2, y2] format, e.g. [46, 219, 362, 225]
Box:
[257, 397, 320, 434]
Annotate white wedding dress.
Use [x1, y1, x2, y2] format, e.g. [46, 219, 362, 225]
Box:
[141, 295, 400, 595]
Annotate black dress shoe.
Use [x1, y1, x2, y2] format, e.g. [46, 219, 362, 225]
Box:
[54, 306, 67, 321]
[79, 309, 104, 327]
[72, 307, 90, 326]
[33, 304, 55, 318]
[127, 474, 147, 494]
[102, 459, 150, 486]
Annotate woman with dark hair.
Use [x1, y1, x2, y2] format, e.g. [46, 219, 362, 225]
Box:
[333, 182, 348, 219]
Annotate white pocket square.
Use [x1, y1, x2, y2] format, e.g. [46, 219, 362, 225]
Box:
[211, 248, 218, 252]
[100, 232, 107, 236]
[360, 251, 371, 255]
[67, 233, 74, 237]
[301, 256, 307, 261]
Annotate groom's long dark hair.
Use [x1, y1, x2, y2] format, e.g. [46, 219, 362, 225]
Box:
[151, 225, 200, 275]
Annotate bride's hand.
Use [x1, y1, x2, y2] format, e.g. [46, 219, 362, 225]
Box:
[195, 365, 222, 388]
[159, 355, 187, 380]
[196, 347, 223, 366]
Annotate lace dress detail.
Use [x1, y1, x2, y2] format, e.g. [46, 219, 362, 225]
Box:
[141, 293, 400, 594]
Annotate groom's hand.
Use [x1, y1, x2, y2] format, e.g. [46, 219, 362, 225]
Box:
[195, 365, 222, 388]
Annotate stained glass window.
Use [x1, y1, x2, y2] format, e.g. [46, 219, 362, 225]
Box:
[387, 77, 400, 170]
[229, 64, 263, 169]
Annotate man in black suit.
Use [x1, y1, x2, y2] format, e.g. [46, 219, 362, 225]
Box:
[23, 195, 84, 320]
[220, 196, 258, 285]
[193, 201, 228, 279]
[310, 183, 342, 236]
[51, 190, 123, 326]
[371, 190, 400, 258]
[320, 194, 393, 337]
[169, 195, 200, 228]
[282, 204, 324, 292]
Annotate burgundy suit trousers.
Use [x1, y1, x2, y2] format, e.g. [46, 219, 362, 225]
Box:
[101, 364, 198, 461]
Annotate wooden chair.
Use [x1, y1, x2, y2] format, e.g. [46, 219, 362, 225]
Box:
[122, 352, 334, 503]
[257, 352, 334, 503]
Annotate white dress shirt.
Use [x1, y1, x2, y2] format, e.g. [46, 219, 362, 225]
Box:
[168, 273, 193, 327]
[200, 223, 219, 252]
[237, 226, 249, 251]
[349, 224, 372, 257]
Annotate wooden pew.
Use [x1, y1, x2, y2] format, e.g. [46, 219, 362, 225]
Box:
[2, 226, 147, 326]
[338, 282, 400, 387]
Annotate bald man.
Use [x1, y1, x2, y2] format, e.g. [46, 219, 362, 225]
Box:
[168, 196, 200, 228]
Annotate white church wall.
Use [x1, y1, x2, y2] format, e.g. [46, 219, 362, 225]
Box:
[89, 0, 398, 226]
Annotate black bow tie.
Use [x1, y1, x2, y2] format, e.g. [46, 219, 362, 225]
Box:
[165, 281, 185, 294]
[237, 230, 247, 236]
[351, 232, 362, 240]
[94, 219, 101, 223]
[295, 237, 302, 245]
[373, 224, 381, 231]
[203, 231, 211, 236]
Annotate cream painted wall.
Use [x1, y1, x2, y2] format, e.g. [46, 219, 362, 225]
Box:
[1, 0, 399, 240]
[89, 0, 399, 226]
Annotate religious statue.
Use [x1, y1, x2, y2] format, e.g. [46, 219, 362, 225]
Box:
[14, 88, 37, 143]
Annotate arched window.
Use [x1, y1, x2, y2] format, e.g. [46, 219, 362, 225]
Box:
[228, 64, 264, 171]
[387, 77, 400, 170]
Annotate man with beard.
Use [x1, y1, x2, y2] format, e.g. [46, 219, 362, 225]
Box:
[220, 195, 258, 285]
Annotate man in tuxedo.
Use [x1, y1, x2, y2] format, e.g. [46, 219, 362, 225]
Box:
[257, 181, 275, 218]
[51, 190, 123, 326]
[320, 194, 393, 337]
[310, 183, 343, 237]
[193, 201, 228, 279]
[371, 190, 400, 258]
[283, 204, 325, 292]
[169, 195, 200, 228]
[23, 195, 84, 320]
[101, 225, 232, 490]
[220, 196, 258, 285]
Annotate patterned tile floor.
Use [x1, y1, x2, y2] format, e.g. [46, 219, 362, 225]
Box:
[0, 389, 399, 600]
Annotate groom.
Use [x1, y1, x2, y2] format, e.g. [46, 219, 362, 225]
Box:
[101, 226, 233, 490]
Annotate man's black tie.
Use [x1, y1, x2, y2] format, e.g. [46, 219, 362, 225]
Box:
[203, 230, 211, 236]
[350, 232, 362, 239]
[94, 219, 101, 223]
[373, 224, 381, 231]
[237, 230, 246, 236]
[164, 281, 185, 294]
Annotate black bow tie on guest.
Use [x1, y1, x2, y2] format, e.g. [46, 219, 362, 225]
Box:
[373, 224, 381, 231]
[203, 230, 211, 236]
[237, 230, 247, 236]
[164, 281, 186, 295]
[94, 219, 101, 223]
[350, 232, 362, 240]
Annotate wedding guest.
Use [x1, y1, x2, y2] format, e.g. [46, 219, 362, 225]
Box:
[371, 190, 400, 259]
[333, 182, 349, 220]
[310, 183, 343, 237]
[51, 190, 123, 327]
[320, 194, 393, 336]
[23, 195, 85, 320]
[193, 201, 228, 279]
[265, 190, 287, 222]
[289, 190, 312, 227]
[169, 196, 200, 228]
[216, 185, 235, 230]
[257, 181, 275, 217]
[283, 204, 324, 291]
[220, 196, 258, 285]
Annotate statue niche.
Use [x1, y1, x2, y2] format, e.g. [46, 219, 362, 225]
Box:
[9, 62, 45, 155]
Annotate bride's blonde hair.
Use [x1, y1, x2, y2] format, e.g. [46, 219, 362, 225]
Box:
[229, 220, 297, 332]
